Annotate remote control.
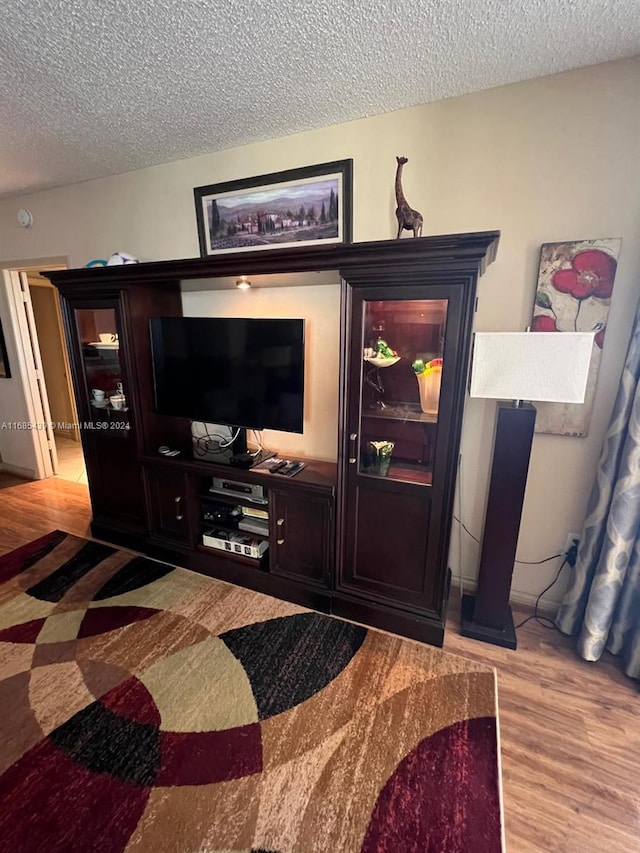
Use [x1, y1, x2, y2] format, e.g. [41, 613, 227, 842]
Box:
[274, 459, 300, 475]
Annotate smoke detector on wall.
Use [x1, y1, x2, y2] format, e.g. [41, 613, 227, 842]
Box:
[17, 208, 33, 228]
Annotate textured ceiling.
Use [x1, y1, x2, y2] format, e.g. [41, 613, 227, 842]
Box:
[0, 0, 638, 200]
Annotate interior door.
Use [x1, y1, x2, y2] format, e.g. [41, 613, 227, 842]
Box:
[28, 276, 80, 442]
[338, 283, 463, 612]
[7, 271, 59, 476]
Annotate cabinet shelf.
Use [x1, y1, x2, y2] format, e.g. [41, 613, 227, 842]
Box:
[199, 491, 268, 508]
[361, 461, 433, 486]
[199, 519, 269, 539]
[196, 542, 268, 570]
[361, 403, 437, 424]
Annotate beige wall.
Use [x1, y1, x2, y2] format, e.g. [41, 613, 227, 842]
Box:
[1, 57, 639, 607]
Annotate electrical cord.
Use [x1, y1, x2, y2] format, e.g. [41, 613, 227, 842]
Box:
[452, 512, 578, 632]
[514, 555, 570, 630]
[248, 429, 264, 457]
[453, 515, 480, 543]
[194, 434, 229, 456]
[218, 427, 241, 449]
[193, 423, 237, 457]
[453, 454, 464, 598]
[516, 553, 564, 565]
[452, 515, 564, 564]
[450, 449, 578, 630]
[193, 425, 268, 459]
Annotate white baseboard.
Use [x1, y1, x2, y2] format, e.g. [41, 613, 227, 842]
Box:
[0, 462, 38, 480]
[454, 576, 560, 616]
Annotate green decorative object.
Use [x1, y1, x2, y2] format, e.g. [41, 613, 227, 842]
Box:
[375, 338, 397, 359]
[364, 440, 395, 476]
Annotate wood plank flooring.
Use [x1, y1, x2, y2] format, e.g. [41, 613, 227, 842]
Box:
[445, 588, 639, 852]
[0, 473, 638, 852]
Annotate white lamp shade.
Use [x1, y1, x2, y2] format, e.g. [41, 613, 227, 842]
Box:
[470, 332, 594, 404]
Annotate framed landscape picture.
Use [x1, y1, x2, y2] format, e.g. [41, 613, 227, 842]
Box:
[0, 316, 11, 378]
[194, 159, 352, 257]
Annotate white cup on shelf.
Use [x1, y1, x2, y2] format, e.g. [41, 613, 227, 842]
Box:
[92, 389, 105, 402]
[110, 395, 125, 410]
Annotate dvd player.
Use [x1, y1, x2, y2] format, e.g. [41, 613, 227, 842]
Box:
[210, 477, 266, 503]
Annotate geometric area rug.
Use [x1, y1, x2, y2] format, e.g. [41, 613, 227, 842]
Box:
[0, 531, 503, 852]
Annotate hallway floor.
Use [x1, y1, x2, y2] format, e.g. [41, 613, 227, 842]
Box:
[54, 435, 87, 485]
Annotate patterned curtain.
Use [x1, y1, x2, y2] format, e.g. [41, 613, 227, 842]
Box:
[556, 299, 640, 679]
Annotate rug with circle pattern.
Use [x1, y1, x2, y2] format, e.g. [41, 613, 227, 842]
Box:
[0, 530, 502, 852]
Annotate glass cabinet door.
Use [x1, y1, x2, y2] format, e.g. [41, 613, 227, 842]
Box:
[74, 306, 130, 432]
[357, 297, 448, 486]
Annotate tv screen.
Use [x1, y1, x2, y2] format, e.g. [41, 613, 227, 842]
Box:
[150, 316, 305, 434]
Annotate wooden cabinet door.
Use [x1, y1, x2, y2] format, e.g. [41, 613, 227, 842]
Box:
[84, 434, 147, 531]
[337, 281, 467, 616]
[340, 476, 435, 608]
[269, 490, 333, 588]
[62, 295, 148, 534]
[145, 467, 193, 546]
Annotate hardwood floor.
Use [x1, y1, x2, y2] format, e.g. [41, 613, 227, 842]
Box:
[445, 589, 639, 852]
[0, 473, 638, 852]
[0, 474, 91, 549]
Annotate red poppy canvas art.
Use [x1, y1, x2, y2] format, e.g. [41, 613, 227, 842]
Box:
[531, 238, 621, 436]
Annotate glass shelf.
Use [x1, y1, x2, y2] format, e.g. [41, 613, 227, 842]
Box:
[74, 306, 130, 433]
[361, 460, 433, 485]
[357, 298, 448, 486]
[361, 402, 438, 424]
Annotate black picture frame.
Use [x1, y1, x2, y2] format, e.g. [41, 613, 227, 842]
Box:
[0, 316, 10, 379]
[194, 159, 352, 257]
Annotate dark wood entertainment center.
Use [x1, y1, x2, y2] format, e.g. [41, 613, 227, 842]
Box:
[44, 231, 499, 646]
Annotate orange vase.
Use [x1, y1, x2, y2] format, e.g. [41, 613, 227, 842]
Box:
[417, 366, 442, 415]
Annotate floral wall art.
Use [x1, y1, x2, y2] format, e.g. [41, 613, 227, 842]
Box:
[531, 238, 622, 436]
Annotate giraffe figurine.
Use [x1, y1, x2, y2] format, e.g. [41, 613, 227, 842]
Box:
[394, 156, 423, 238]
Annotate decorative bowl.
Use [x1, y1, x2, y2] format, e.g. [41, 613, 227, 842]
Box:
[364, 356, 401, 368]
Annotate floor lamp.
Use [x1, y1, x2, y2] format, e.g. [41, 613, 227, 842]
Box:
[461, 331, 594, 649]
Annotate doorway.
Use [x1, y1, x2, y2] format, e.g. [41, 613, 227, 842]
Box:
[0, 263, 86, 485]
[26, 272, 86, 485]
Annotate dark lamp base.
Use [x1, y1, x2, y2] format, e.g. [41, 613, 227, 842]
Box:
[460, 593, 517, 650]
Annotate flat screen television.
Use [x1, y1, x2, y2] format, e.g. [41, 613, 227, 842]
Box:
[150, 316, 305, 435]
